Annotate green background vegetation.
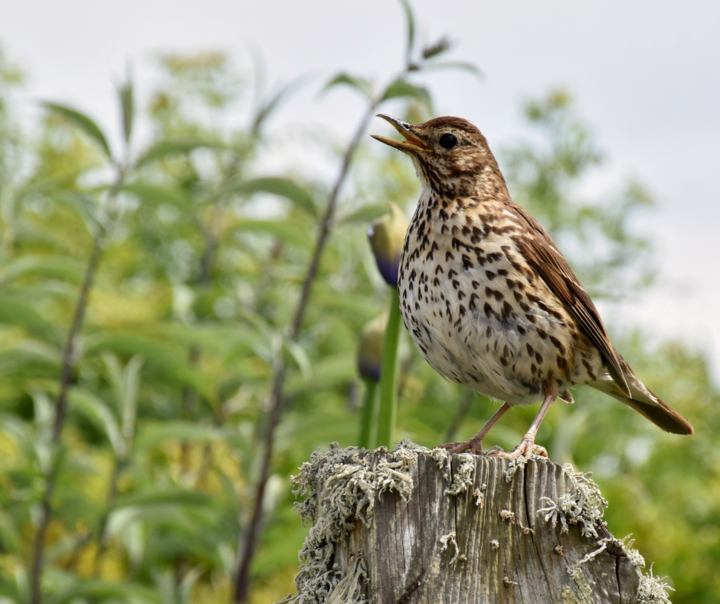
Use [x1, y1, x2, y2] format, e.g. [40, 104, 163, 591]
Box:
[0, 8, 718, 602]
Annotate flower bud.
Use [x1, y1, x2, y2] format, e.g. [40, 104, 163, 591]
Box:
[422, 36, 452, 59]
[367, 203, 409, 287]
[357, 312, 388, 382]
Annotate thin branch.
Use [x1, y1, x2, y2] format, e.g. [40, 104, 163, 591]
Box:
[288, 106, 377, 340]
[233, 99, 379, 603]
[29, 172, 123, 604]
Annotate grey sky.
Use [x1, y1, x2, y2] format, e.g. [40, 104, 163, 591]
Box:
[2, 0, 719, 376]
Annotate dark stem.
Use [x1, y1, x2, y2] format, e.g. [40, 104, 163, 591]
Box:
[233, 363, 286, 603]
[29, 174, 122, 604]
[233, 101, 379, 603]
[288, 105, 377, 340]
[52, 240, 104, 443]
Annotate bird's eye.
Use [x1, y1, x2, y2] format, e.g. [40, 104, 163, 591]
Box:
[439, 133, 458, 149]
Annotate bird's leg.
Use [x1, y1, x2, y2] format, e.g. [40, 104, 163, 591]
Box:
[438, 402, 512, 455]
[490, 381, 558, 460]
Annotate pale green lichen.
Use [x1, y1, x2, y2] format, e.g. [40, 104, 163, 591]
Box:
[500, 509, 516, 523]
[473, 486, 484, 507]
[284, 444, 673, 603]
[616, 534, 646, 568]
[637, 565, 674, 604]
[446, 452, 475, 496]
[562, 566, 595, 604]
[280, 441, 422, 604]
[537, 463, 607, 539]
[439, 531, 459, 564]
[504, 455, 529, 482]
[537, 467, 674, 603]
[325, 555, 368, 604]
[503, 449, 548, 482]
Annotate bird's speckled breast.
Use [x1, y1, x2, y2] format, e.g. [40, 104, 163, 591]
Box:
[397, 187, 603, 406]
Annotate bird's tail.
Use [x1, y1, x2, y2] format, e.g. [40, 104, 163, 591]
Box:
[590, 352, 693, 435]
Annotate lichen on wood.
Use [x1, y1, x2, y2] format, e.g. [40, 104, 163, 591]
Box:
[279, 442, 674, 604]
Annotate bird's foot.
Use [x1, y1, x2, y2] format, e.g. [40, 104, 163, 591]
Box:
[437, 437, 483, 456]
[488, 436, 547, 460]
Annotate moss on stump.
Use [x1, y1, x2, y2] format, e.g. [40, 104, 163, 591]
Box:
[279, 442, 673, 604]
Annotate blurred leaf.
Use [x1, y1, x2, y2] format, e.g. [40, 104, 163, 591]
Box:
[0, 297, 60, 345]
[120, 355, 143, 448]
[286, 352, 355, 393]
[422, 60, 483, 79]
[399, 0, 416, 62]
[84, 333, 214, 401]
[381, 79, 433, 112]
[221, 176, 317, 217]
[0, 340, 62, 373]
[122, 182, 195, 210]
[284, 340, 313, 384]
[134, 138, 228, 168]
[119, 77, 135, 144]
[323, 72, 373, 101]
[0, 415, 39, 468]
[233, 219, 313, 248]
[251, 78, 304, 136]
[152, 567, 203, 604]
[49, 580, 162, 604]
[134, 421, 230, 451]
[338, 203, 391, 225]
[0, 510, 21, 553]
[69, 387, 124, 456]
[113, 487, 213, 510]
[53, 191, 105, 235]
[43, 102, 112, 160]
[0, 255, 85, 285]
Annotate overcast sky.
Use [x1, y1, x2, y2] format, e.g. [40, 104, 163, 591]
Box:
[2, 0, 719, 378]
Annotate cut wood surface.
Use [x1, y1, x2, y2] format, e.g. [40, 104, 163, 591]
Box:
[281, 442, 672, 604]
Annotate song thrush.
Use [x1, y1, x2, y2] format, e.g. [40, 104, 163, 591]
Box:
[371, 114, 693, 459]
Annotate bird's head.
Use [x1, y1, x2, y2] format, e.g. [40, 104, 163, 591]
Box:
[371, 114, 507, 198]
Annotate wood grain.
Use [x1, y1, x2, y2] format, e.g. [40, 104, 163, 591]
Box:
[319, 448, 642, 603]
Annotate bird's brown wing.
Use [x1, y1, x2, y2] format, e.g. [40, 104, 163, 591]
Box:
[507, 201, 632, 396]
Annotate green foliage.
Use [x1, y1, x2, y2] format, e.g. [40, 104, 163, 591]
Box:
[0, 22, 717, 604]
[502, 89, 655, 296]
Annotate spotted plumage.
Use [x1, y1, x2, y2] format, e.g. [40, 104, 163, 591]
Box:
[372, 114, 693, 458]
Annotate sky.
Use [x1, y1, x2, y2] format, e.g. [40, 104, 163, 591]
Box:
[2, 0, 719, 378]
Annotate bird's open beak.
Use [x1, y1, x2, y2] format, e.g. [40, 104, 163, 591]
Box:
[371, 114, 432, 153]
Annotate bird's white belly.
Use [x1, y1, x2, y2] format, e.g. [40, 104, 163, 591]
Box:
[403, 276, 546, 407]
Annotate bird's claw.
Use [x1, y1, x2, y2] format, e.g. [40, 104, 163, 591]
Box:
[488, 438, 547, 460]
[437, 437, 483, 456]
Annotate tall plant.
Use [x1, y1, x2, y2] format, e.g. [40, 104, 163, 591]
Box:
[232, 1, 481, 598]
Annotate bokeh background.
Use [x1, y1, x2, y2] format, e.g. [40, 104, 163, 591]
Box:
[0, 1, 719, 602]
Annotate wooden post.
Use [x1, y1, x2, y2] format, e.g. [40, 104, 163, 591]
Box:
[281, 442, 672, 604]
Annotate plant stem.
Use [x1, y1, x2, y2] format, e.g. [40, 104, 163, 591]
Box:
[376, 288, 402, 449]
[233, 100, 378, 603]
[29, 174, 122, 604]
[358, 379, 378, 449]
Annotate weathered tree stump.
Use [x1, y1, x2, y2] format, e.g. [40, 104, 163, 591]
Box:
[280, 442, 671, 604]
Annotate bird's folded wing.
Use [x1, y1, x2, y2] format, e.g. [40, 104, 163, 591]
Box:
[508, 202, 632, 396]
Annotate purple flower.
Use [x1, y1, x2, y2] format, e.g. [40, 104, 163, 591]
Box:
[357, 312, 387, 382]
[367, 203, 409, 287]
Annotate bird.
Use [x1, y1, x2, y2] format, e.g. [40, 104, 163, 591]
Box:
[371, 114, 693, 459]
